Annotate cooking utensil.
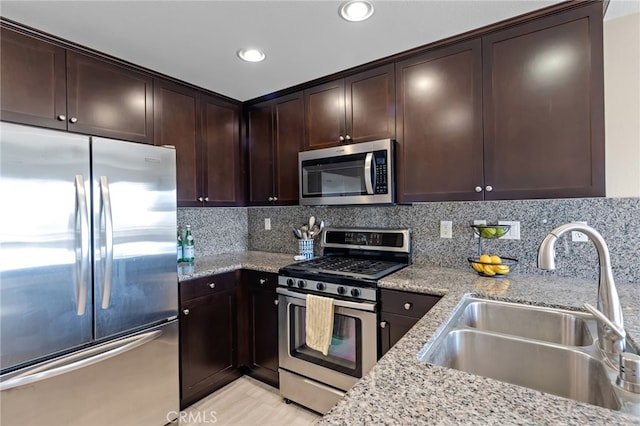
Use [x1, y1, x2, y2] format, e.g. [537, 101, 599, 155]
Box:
[309, 216, 315, 229]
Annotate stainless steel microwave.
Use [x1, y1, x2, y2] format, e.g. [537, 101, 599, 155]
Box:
[299, 139, 395, 206]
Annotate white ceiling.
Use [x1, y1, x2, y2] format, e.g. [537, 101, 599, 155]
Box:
[1, 0, 638, 101]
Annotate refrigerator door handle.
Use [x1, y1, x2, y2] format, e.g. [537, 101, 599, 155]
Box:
[0, 329, 162, 392]
[99, 176, 114, 309]
[74, 175, 90, 315]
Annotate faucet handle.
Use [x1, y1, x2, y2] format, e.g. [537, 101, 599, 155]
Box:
[584, 303, 626, 340]
[617, 352, 640, 394]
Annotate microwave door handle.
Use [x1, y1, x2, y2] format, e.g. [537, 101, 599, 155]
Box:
[364, 153, 374, 195]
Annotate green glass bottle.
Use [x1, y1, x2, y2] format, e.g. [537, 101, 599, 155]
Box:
[183, 225, 195, 262]
[177, 228, 183, 263]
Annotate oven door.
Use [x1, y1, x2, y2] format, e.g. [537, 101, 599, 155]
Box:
[277, 287, 377, 392]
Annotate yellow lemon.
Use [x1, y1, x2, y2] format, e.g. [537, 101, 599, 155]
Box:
[494, 265, 510, 275]
[482, 265, 496, 276]
[471, 262, 483, 273]
[490, 255, 502, 264]
[478, 254, 491, 264]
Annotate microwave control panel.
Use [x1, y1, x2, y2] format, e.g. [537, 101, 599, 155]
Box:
[374, 150, 388, 194]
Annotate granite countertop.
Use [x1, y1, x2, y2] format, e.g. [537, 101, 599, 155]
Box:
[177, 251, 640, 424]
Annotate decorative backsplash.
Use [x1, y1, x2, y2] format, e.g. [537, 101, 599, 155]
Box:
[180, 197, 640, 284]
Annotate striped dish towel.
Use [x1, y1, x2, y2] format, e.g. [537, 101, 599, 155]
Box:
[305, 294, 335, 356]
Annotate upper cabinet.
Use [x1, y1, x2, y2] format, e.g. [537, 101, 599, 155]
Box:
[246, 92, 304, 205]
[397, 2, 604, 202]
[1, 28, 153, 144]
[154, 79, 242, 207]
[303, 64, 395, 150]
[481, 3, 604, 200]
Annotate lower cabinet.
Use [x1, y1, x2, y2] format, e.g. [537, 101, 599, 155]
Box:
[179, 271, 242, 409]
[379, 289, 441, 356]
[243, 270, 279, 387]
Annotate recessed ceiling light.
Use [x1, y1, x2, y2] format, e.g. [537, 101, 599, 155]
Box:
[339, 1, 374, 22]
[237, 48, 266, 62]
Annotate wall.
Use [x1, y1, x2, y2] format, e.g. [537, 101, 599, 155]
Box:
[604, 12, 640, 197]
[177, 208, 248, 257]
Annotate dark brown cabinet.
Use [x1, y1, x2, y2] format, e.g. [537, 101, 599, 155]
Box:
[396, 3, 604, 202]
[379, 289, 440, 356]
[154, 79, 242, 207]
[304, 64, 395, 150]
[396, 39, 483, 202]
[179, 271, 242, 409]
[482, 2, 604, 199]
[0, 27, 153, 144]
[246, 92, 304, 205]
[242, 270, 279, 387]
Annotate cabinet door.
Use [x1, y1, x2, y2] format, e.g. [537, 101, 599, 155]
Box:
[246, 102, 275, 205]
[482, 3, 604, 199]
[66, 51, 153, 144]
[154, 80, 201, 207]
[273, 92, 304, 205]
[304, 79, 346, 150]
[396, 39, 484, 203]
[345, 64, 396, 144]
[379, 312, 421, 357]
[200, 95, 242, 206]
[246, 271, 279, 387]
[0, 28, 67, 130]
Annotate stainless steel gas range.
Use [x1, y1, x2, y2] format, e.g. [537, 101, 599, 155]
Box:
[277, 228, 411, 414]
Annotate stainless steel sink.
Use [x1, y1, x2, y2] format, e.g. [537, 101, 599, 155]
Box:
[419, 296, 637, 414]
[427, 329, 620, 410]
[458, 300, 595, 346]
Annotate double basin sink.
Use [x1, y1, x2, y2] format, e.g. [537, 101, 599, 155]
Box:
[420, 296, 628, 413]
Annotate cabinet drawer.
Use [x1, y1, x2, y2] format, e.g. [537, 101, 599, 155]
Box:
[180, 270, 238, 302]
[379, 289, 440, 318]
[244, 270, 277, 290]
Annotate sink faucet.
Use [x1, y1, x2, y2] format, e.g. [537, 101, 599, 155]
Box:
[538, 222, 625, 367]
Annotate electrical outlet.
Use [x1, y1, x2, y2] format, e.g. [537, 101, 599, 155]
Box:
[440, 221, 452, 238]
[473, 220, 486, 238]
[572, 221, 588, 242]
[264, 218, 271, 230]
[498, 220, 520, 240]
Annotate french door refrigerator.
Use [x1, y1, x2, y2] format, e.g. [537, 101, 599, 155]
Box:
[0, 122, 179, 426]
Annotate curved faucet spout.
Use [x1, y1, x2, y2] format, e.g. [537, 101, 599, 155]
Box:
[537, 222, 625, 366]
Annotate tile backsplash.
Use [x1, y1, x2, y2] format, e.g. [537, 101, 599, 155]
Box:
[180, 197, 640, 283]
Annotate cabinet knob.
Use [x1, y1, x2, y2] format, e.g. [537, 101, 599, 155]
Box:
[474, 186, 483, 193]
[404, 302, 412, 311]
[208, 282, 216, 289]
[339, 136, 345, 142]
[380, 321, 387, 329]
[268, 197, 274, 201]
[274, 299, 279, 306]
[57, 114, 66, 121]
[273, 196, 278, 201]
[69, 117, 78, 124]
[204, 196, 209, 202]
[485, 185, 493, 192]
[183, 309, 190, 316]
[259, 278, 267, 284]
[345, 135, 352, 141]
[198, 196, 204, 202]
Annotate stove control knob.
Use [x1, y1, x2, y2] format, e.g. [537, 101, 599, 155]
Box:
[286, 278, 295, 287]
[350, 288, 360, 297]
[297, 280, 306, 289]
[316, 283, 326, 291]
[337, 286, 346, 295]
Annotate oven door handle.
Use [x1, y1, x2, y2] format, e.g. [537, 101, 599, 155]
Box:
[364, 152, 374, 195]
[276, 287, 377, 312]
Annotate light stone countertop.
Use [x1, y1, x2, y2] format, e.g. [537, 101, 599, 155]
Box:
[178, 251, 640, 424]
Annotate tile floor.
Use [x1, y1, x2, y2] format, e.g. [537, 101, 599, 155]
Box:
[178, 376, 321, 426]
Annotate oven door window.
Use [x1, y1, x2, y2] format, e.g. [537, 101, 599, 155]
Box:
[301, 153, 370, 198]
[289, 305, 362, 377]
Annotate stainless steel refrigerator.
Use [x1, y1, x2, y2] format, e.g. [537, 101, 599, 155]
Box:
[0, 122, 179, 425]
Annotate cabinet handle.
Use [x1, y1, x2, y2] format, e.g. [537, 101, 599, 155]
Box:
[69, 117, 78, 124]
[208, 282, 216, 289]
[380, 321, 387, 329]
[474, 186, 483, 193]
[204, 196, 209, 202]
[485, 185, 493, 192]
[183, 309, 189, 316]
[57, 114, 66, 121]
[345, 135, 352, 141]
[274, 299, 279, 306]
[198, 197, 204, 202]
[339, 136, 345, 143]
[404, 302, 412, 311]
[259, 279, 267, 284]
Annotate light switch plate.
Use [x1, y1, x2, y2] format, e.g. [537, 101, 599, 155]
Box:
[440, 221, 452, 238]
[473, 220, 486, 238]
[498, 220, 520, 240]
[572, 221, 588, 242]
[264, 218, 271, 230]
